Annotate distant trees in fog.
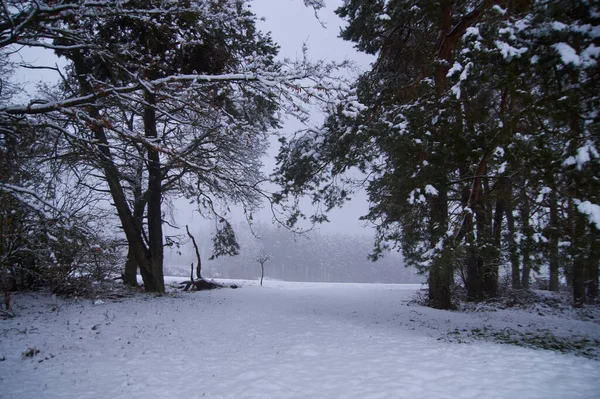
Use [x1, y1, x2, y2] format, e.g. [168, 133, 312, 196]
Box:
[167, 222, 422, 284]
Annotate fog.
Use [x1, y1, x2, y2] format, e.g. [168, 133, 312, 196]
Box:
[10, 0, 411, 283]
[163, 1, 415, 283]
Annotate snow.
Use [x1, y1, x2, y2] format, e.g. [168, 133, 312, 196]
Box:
[497, 161, 507, 174]
[408, 189, 426, 205]
[447, 62, 462, 78]
[492, 5, 507, 15]
[464, 27, 482, 40]
[459, 62, 472, 81]
[564, 144, 599, 169]
[495, 41, 528, 60]
[424, 184, 439, 196]
[581, 44, 600, 67]
[577, 200, 600, 230]
[552, 21, 568, 31]
[553, 43, 581, 66]
[1, 280, 599, 398]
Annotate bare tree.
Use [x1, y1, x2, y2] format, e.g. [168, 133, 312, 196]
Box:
[255, 248, 273, 287]
[0, 0, 350, 293]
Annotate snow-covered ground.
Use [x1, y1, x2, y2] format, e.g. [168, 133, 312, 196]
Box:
[1, 279, 599, 398]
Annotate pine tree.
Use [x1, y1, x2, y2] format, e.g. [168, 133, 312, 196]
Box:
[274, 0, 600, 307]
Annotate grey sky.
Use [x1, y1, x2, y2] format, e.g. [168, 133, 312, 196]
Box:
[166, 0, 376, 237]
[249, 0, 376, 235]
[8, 0, 376, 237]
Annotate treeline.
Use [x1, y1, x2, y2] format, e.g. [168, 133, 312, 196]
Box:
[274, 0, 600, 308]
[167, 223, 421, 284]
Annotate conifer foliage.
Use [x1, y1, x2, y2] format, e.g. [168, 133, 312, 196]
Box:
[275, 0, 599, 308]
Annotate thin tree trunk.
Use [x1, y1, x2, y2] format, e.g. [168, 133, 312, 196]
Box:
[505, 188, 521, 289]
[520, 190, 531, 289]
[260, 263, 264, 286]
[465, 243, 481, 301]
[488, 197, 504, 297]
[462, 214, 480, 301]
[572, 215, 586, 307]
[587, 228, 599, 300]
[186, 225, 202, 280]
[565, 198, 575, 289]
[548, 188, 560, 291]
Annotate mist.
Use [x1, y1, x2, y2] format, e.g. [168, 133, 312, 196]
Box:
[165, 222, 422, 284]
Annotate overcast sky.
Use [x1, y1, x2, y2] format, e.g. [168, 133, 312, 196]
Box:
[248, 0, 376, 236]
[10, 0, 376, 237]
[164, 0, 376, 237]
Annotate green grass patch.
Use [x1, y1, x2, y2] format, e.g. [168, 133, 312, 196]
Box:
[445, 327, 600, 359]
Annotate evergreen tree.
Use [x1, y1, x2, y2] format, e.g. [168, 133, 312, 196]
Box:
[274, 0, 599, 308]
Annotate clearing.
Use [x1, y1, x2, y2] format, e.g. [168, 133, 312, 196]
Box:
[1, 279, 599, 398]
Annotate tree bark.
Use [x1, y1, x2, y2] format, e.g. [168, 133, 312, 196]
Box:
[572, 213, 586, 307]
[186, 225, 202, 280]
[520, 189, 532, 289]
[458, 165, 480, 301]
[260, 263, 265, 286]
[488, 197, 504, 296]
[429, 251, 454, 309]
[505, 186, 521, 289]
[70, 50, 154, 286]
[428, 187, 454, 309]
[548, 188, 560, 291]
[123, 172, 146, 287]
[587, 228, 599, 300]
[123, 251, 138, 287]
[465, 243, 481, 301]
[143, 90, 165, 293]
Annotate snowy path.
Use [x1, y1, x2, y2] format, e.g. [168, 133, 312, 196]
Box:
[1, 280, 599, 398]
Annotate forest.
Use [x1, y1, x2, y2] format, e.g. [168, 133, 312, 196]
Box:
[1, 1, 599, 398]
[1, 0, 599, 310]
[275, 0, 600, 309]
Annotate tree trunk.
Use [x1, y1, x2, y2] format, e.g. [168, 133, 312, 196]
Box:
[186, 225, 202, 280]
[143, 90, 165, 293]
[487, 197, 504, 297]
[70, 50, 154, 285]
[572, 233, 586, 307]
[548, 188, 560, 291]
[465, 243, 481, 301]
[123, 250, 138, 286]
[568, 199, 586, 306]
[260, 263, 264, 286]
[520, 190, 531, 289]
[429, 252, 454, 309]
[123, 173, 146, 287]
[587, 228, 599, 300]
[505, 189, 521, 289]
[465, 196, 482, 301]
[428, 187, 453, 309]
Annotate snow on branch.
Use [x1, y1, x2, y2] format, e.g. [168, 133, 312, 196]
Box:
[0, 183, 60, 219]
[1, 59, 349, 119]
[577, 201, 600, 231]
